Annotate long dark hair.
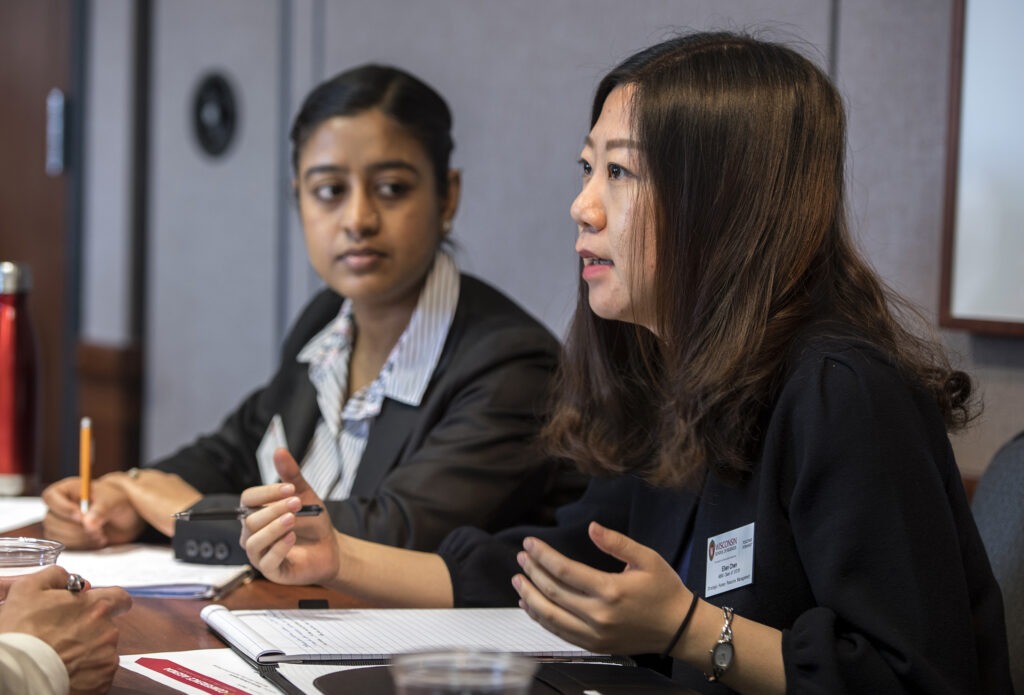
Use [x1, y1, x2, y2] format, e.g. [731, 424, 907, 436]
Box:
[543, 32, 974, 488]
[290, 64, 454, 197]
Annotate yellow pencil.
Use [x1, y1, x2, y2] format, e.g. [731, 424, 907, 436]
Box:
[79, 417, 92, 514]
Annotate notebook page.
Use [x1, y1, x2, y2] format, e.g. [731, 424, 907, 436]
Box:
[201, 605, 283, 663]
[224, 608, 602, 662]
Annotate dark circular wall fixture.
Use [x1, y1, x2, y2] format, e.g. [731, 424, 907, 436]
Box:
[192, 72, 238, 157]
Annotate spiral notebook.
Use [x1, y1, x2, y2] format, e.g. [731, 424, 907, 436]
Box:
[201, 606, 606, 665]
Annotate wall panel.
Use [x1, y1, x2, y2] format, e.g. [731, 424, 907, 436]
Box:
[144, 0, 283, 459]
[836, 0, 1024, 476]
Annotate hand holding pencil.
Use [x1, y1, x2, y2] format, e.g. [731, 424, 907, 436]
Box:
[42, 416, 205, 547]
[40, 419, 149, 549]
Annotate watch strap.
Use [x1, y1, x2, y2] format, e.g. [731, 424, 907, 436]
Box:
[706, 606, 735, 682]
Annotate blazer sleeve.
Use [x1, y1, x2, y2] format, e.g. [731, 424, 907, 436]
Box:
[148, 290, 341, 494]
[325, 314, 583, 550]
[438, 476, 634, 607]
[776, 346, 1011, 694]
[147, 387, 270, 493]
[0, 634, 68, 695]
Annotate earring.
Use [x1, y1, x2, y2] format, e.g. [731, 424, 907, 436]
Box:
[442, 219, 452, 235]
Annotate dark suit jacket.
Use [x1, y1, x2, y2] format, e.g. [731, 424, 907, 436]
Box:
[439, 334, 1013, 694]
[153, 274, 585, 551]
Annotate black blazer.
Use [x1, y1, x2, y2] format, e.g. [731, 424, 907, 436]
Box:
[153, 274, 584, 551]
[439, 334, 1013, 694]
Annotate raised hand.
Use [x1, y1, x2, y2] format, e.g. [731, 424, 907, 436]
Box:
[512, 521, 693, 656]
[240, 448, 341, 586]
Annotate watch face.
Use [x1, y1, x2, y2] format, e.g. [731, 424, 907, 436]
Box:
[712, 641, 734, 669]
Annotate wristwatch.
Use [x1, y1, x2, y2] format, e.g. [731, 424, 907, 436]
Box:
[707, 606, 735, 682]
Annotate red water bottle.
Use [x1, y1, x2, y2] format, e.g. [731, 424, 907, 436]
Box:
[0, 262, 38, 496]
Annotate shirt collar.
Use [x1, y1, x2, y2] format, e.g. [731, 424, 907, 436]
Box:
[386, 251, 460, 405]
[296, 251, 460, 407]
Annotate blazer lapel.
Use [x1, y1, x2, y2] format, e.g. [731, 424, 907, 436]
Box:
[277, 361, 320, 459]
[629, 481, 699, 572]
[350, 398, 419, 496]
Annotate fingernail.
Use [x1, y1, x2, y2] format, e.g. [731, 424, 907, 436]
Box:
[516, 551, 527, 567]
[280, 483, 295, 495]
[523, 537, 534, 551]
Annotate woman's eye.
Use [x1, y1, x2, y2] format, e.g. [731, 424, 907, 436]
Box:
[377, 181, 411, 198]
[608, 163, 626, 180]
[578, 159, 593, 177]
[313, 184, 343, 202]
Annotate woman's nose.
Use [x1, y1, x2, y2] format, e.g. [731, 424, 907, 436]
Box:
[570, 180, 605, 234]
[342, 188, 379, 239]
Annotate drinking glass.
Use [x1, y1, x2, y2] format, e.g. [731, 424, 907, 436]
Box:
[0, 537, 64, 603]
[391, 651, 537, 695]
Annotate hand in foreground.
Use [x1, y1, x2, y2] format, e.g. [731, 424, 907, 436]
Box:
[240, 448, 340, 586]
[0, 565, 132, 695]
[42, 475, 145, 549]
[512, 521, 693, 656]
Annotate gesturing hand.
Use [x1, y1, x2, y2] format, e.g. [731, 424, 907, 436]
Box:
[512, 521, 693, 656]
[239, 447, 340, 586]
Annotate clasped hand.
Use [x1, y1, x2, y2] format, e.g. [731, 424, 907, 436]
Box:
[0, 566, 132, 694]
[512, 521, 693, 656]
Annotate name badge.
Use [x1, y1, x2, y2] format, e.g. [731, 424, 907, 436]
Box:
[705, 522, 755, 598]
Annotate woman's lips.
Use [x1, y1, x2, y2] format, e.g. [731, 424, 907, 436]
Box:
[580, 255, 613, 279]
[339, 248, 385, 272]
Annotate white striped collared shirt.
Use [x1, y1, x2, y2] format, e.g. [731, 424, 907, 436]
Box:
[256, 252, 460, 499]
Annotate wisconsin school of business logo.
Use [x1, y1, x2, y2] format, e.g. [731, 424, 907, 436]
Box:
[708, 537, 716, 561]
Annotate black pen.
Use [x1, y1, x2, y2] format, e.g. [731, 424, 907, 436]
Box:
[173, 504, 324, 521]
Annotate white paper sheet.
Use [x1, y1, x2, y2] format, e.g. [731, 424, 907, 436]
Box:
[59, 544, 252, 598]
[0, 497, 46, 533]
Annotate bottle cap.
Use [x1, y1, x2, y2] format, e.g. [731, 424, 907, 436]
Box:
[0, 262, 32, 294]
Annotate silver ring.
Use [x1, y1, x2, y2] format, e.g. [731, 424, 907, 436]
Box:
[66, 573, 85, 592]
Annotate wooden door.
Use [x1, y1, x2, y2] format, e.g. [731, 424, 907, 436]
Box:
[0, 0, 78, 489]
